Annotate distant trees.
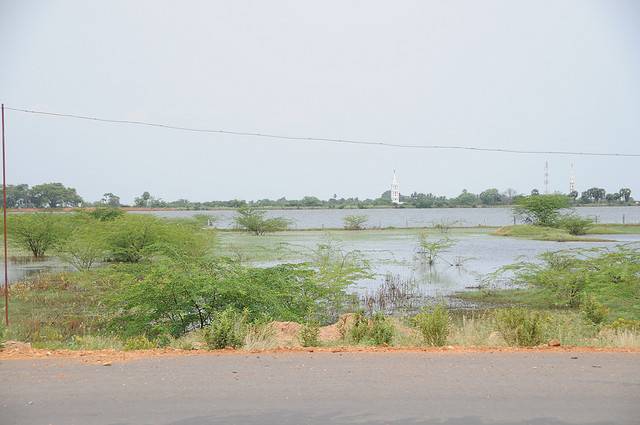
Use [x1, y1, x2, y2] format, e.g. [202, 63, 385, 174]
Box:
[581, 187, 606, 204]
[479, 188, 502, 205]
[6, 183, 83, 208]
[101, 192, 121, 207]
[455, 189, 478, 207]
[134, 191, 166, 208]
[619, 188, 632, 203]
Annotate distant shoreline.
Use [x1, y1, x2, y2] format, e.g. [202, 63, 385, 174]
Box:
[7, 204, 638, 213]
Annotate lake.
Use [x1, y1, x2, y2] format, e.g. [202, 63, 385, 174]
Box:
[134, 206, 640, 229]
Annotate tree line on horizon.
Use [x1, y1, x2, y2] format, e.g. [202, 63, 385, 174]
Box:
[4, 182, 635, 210]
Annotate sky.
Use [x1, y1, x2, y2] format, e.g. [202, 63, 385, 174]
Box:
[1, 0, 639, 204]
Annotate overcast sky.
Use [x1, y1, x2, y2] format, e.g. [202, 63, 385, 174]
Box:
[1, 1, 639, 203]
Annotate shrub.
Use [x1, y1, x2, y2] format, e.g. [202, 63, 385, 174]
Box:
[494, 308, 546, 347]
[606, 318, 640, 332]
[298, 321, 321, 347]
[0, 322, 6, 346]
[557, 215, 593, 235]
[234, 207, 290, 235]
[343, 311, 395, 346]
[71, 335, 123, 350]
[9, 213, 71, 257]
[413, 305, 450, 346]
[514, 194, 570, 226]
[244, 320, 277, 350]
[368, 312, 395, 346]
[343, 215, 368, 230]
[204, 308, 247, 349]
[348, 311, 370, 344]
[123, 335, 156, 351]
[580, 294, 609, 325]
[89, 207, 124, 221]
[417, 233, 455, 266]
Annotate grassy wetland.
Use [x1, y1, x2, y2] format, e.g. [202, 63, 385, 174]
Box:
[1, 201, 640, 354]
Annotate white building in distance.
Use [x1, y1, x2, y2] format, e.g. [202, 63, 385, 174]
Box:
[391, 170, 400, 204]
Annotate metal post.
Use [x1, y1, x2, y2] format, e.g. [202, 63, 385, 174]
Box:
[2, 104, 8, 326]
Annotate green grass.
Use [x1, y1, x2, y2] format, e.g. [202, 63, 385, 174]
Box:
[587, 224, 640, 235]
[492, 225, 615, 242]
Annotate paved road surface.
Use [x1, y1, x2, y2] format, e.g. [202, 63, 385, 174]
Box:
[1, 351, 639, 425]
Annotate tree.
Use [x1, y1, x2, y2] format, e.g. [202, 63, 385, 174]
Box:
[479, 188, 502, 205]
[514, 194, 570, 226]
[301, 196, 322, 207]
[503, 188, 518, 204]
[417, 233, 455, 265]
[343, 215, 368, 230]
[582, 187, 606, 203]
[30, 183, 83, 208]
[455, 189, 477, 206]
[6, 184, 32, 208]
[568, 190, 579, 201]
[234, 206, 290, 235]
[619, 188, 632, 203]
[59, 225, 108, 270]
[134, 191, 152, 207]
[9, 213, 71, 257]
[531, 189, 540, 196]
[101, 192, 121, 207]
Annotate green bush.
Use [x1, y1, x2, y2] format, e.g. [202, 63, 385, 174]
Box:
[494, 308, 546, 347]
[557, 215, 593, 235]
[234, 206, 290, 235]
[348, 311, 370, 344]
[580, 294, 609, 325]
[606, 318, 640, 332]
[204, 308, 247, 349]
[514, 194, 570, 226]
[413, 305, 450, 346]
[298, 321, 321, 347]
[343, 215, 368, 230]
[0, 321, 6, 346]
[9, 213, 71, 257]
[123, 335, 156, 351]
[368, 312, 395, 346]
[344, 311, 395, 346]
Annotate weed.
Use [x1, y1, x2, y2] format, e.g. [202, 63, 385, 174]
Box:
[494, 308, 546, 347]
[123, 335, 156, 351]
[580, 294, 609, 325]
[244, 321, 277, 350]
[413, 305, 450, 346]
[368, 312, 395, 345]
[348, 311, 370, 344]
[298, 321, 321, 347]
[204, 308, 247, 349]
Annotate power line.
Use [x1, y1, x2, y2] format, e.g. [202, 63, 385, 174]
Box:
[6, 106, 640, 157]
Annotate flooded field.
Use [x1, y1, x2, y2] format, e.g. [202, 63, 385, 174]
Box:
[136, 206, 640, 229]
[216, 229, 640, 311]
[4, 215, 640, 313]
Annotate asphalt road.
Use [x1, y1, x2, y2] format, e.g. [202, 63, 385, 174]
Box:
[1, 351, 639, 425]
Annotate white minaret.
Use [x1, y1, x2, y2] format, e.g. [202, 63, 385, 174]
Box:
[391, 170, 400, 204]
[569, 163, 576, 194]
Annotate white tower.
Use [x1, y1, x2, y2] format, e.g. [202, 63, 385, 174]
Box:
[544, 161, 549, 194]
[569, 163, 576, 194]
[391, 170, 400, 204]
